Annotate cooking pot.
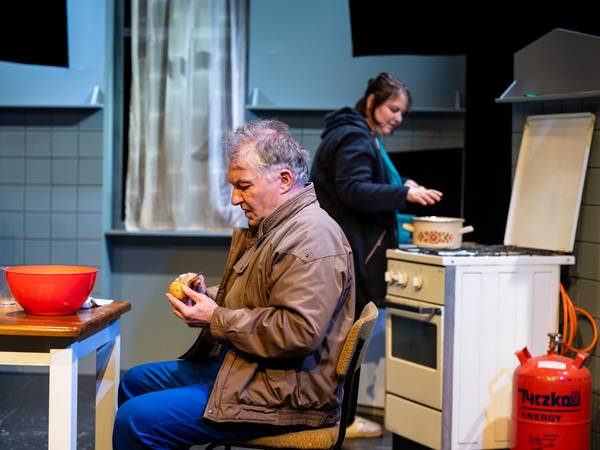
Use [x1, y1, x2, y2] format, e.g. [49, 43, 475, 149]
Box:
[402, 216, 474, 249]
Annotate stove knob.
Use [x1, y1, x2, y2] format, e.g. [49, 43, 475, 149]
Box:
[395, 271, 408, 287]
[412, 275, 423, 290]
[385, 271, 408, 287]
[384, 271, 392, 284]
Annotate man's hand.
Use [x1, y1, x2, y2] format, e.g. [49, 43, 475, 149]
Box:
[407, 187, 443, 206]
[166, 284, 218, 327]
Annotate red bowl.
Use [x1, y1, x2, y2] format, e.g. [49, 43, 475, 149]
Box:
[4, 265, 98, 315]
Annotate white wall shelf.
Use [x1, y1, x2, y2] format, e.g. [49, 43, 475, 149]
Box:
[106, 230, 233, 239]
[247, 105, 466, 113]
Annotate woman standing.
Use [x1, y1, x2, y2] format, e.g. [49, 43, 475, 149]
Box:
[310, 73, 442, 438]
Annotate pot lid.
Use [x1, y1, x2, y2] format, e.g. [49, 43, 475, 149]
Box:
[504, 112, 595, 252]
[413, 216, 464, 223]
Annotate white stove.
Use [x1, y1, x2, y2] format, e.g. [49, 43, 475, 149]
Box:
[384, 113, 595, 450]
[384, 246, 572, 450]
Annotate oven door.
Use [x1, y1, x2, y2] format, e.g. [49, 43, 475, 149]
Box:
[386, 295, 443, 410]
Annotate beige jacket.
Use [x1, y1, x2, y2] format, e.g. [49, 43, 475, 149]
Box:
[183, 184, 355, 427]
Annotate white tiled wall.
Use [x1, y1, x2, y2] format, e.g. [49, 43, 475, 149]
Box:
[0, 109, 104, 296]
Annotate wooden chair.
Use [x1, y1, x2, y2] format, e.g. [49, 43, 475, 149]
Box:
[204, 301, 379, 450]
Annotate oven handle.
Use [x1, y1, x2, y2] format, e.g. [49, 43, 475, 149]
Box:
[385, 301, 442, 316]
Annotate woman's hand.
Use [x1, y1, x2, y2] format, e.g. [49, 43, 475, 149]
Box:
[407, 187, 443, 206]
[403, 179, 420, 189]
[166, 284, 217, 327]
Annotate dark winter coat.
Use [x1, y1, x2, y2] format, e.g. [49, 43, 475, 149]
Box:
[310, 107, 409, 312]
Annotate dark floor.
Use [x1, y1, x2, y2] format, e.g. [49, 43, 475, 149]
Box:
[0, 372, 391, 450]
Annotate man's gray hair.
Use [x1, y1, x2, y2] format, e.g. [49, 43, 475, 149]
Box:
[225, 119, 310, 186]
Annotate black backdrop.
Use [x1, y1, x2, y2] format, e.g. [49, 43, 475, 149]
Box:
[388, 148, 464, 219]
[348, 2, 600, 243]
[0, 1, 68, 67]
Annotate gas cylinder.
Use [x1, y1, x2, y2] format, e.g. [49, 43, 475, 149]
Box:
[511, 333, 591, 450]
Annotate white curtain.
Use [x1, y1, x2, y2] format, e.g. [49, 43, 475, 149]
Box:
[126, 0, 247, 231]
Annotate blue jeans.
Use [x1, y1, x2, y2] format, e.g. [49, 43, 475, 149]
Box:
[113, 359, 309, 449]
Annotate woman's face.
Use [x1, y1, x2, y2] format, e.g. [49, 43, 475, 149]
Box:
[370, 92, 409, 136]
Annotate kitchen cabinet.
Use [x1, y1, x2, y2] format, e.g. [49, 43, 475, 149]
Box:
[248, 0, 465, 112]
[0, 0, 107, 108]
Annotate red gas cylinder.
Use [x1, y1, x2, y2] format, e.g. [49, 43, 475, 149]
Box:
[511, 333, 591, 450]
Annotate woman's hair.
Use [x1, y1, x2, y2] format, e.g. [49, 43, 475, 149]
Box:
[225, 119, 310, 186]
[355, 73, 412, 124]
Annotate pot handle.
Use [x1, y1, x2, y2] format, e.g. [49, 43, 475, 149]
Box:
[402, 223, 414, 233]
[459, 225, 474, 234]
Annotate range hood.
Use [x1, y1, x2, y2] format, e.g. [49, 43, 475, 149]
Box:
[496, 28, 600, 103]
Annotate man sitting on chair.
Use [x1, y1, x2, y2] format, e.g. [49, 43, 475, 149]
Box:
[113, 119, 356, 449]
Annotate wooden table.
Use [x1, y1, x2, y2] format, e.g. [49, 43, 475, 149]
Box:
[0, 301, 131, 450]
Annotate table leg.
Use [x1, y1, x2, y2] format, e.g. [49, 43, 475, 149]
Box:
[95, 322, 121, 450]
[49, 346, 78, 450]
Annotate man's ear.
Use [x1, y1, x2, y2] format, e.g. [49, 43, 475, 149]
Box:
[278, 168, 294, 193]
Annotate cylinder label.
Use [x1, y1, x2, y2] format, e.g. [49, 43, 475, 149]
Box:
[528, 432, 559, 449]
[538, 360, 567, 370]
[518, 388, 581, 409]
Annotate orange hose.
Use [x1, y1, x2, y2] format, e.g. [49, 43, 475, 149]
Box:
[568, 291, 577, 350]
[574, 307, 598, 353]
[559, 283, 598, 355]
[570, 301, 577, 348]
[560, 284, 569, 353]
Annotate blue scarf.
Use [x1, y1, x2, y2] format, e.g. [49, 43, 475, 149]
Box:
[376, 136, 413, 244]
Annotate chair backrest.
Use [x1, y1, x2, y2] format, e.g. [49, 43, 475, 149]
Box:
[336, 301, 379, 378]
[333, 301, 379, 449]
